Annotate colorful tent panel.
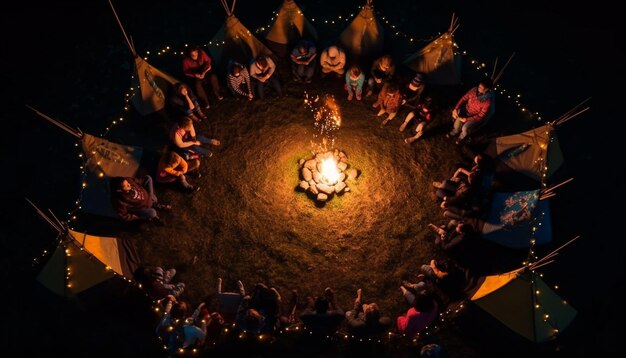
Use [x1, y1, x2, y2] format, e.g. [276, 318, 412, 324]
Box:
[481, 190, 552, 249]
[403, 32, 462, 85]
[131, 56, 179, 116]
[471, 270, 577, 343]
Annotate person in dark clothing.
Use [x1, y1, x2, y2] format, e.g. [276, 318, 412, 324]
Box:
[109, 175, 171, 225]
[299, 287, 345, 335]
[345, 288, 392, 338]
[182, 46, 223, 108]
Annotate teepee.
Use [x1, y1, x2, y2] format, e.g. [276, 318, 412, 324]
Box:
[29, 200, 139, 297]
[29, 106, 144, 218]
[209, 0, 273, 68]
[109, 0, 179, 116]
[486, 100, 590, 182]
[338, 0, 384, 57]
[467, 237, 579, 343]
[403, 14, 461, 85]
[265, 0, 318, 57]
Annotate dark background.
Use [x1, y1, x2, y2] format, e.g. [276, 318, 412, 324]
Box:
[1, 0, 623, 357]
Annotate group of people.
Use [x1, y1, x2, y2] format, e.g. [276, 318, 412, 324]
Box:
[134, 268, 449, 355]
[104, 38, 503, 357]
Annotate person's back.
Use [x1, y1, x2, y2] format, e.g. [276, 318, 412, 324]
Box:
[299, 296, 345, 335]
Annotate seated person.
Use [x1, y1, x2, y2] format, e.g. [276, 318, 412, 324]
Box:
[134, 266, 185, 300]
[290, 39, 317, 83]
[447, 77, 495, 144]
[319, 45, 346, 78]
[156, 149, 200, 193]
[373, 80, 403, 126]
[182, 45, 223, 108]
[428, 220, 481, 251]
[345, 64, 365, 101]
[401, 73, 426, 110]
[169, 82, 208, 123]
[109, 175, 170, 225]
[226, 60, 254, 100]
[366, 55, 395, 97]
[299, 287, 345, 335]
[216, 277, 246, 323]
[396, 290, 438, 338]
[169, 116, 221, 159]
[345, 288, 392, 338]
[249, 55, 283, 99]
[402, 96, 433, 143]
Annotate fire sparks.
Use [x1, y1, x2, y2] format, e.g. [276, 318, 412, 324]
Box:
[304, 92, 342, 152]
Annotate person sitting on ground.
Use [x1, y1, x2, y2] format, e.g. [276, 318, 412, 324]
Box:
[401, 73, 427, 110]
[290, 39, 317, 83]
[435, 154, 494, 212]
[366, 54, 396, 97]
[345, 64, 365, 101]
[405, 259, 471, 303]
[402, 96, 434, 143]
[169, 82, 208, 123]
[134, 266, 185, 300]
[248, 282, 287, 332]
[182, 45, 223, 109]
[216, 277, 246, 323]
[226, 60, 254, 101]
[345, 288, 392, 338]
[156, 296, 209, 353]
[447, 77, 495, 144]
[299, 287, 345, 335]
[373, 80, 403, 127]
[156, 149, 200, 193]
[319, 45, 346, 78]
[109, 175, 170, 226]
[169, 116, 221, 159]
[396, 290, 438, 339]
[428, 220, 480, 251]
[249, 55, 283, 99]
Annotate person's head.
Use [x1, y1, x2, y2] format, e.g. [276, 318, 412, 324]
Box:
[167, 151, 181, 166]
[349, 65, 361, 78]
[414, 292, 435, 312]
[231, 62, 242, 77]
[245, 308, 263, 330]
[178, 116, 193, 130]
[379, 55, 393, 71]
[420, 343, 443, 358]
[421, 96, 432, 110]
[255, 56, 268, 69]
[362, 302, 380, 324]
[110, 176, 130, 192]
[386, 81, 399, 94]
[409, 73, 425, 89]
[297, 41, 308, 55]
[477, 77, 493, 95]
[456, 223, 473, 234]
[171, 301, 190, 321]
[187, 46, 201, 61]
[175, 82, 189, 96]
[433, 259, 450, 273]
[314, 296, 330, 314]
[327, 46, 339, 59]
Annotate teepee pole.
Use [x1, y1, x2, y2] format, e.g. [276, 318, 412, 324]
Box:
[531, 235, 580, 269]
[491, 57, 499, 79]
[557, 106, 590, 126]
[25, 198, 62, 233]
[554, 97, 591, 124]
[529, 259, 555, 271]
[108, 0, 136, 56]
[493, 52, 515, 84]
[47, 208, 66, 232]
[542, 178, 574, 196]
[26, 105, 81, 138]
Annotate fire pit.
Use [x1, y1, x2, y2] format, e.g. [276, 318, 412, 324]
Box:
[297, 149, 358, 202]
